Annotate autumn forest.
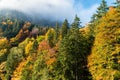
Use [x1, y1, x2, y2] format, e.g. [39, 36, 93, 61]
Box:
[0, 0, 120, 80]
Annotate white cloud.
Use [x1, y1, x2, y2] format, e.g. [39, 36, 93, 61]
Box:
[77, 4, 99, 25]
[0, 0, 98, 25]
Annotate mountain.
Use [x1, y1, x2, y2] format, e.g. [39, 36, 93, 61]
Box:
[0, 9, 61, 26]
[0, 9, 32, 22]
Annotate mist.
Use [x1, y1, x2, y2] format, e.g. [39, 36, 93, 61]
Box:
[0, 0, 99, 25]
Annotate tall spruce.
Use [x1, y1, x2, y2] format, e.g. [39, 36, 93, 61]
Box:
[91, 0, 108, 22]
[56, 16, 91, 80]
[89, 0, 108, 37]
[61, 19, 69, 39]
[54, 22, 59, 43]
[115, 0, 120, 9]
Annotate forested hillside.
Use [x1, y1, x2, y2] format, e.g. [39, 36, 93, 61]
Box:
[0, 0, 120, 80]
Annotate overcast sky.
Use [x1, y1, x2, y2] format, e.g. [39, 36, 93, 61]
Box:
[0, 0, 116, 25]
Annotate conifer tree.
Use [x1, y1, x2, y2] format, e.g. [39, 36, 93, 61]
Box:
[90, 0, 108, 37]
[61, 19, 69, 39]
[54, 22, 59, 43]
[91, 0, 108, 22]
[56, 16, 91, 80]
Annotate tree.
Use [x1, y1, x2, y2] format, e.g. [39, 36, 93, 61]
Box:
[88, 7, 120, 80]
[54, 22, 59, 43]
[55, 16, 91, 80]
[115, 0, 120, 8]
[71, 15, 81, 28]
[0, 38, 10, 63]
[89, 0, 108, 37]
[5, 47, 24, 80]
[91, 0, 108, 22]
[69, 15, 82, 39]
[45, 28, 56, 47]
[61, 19, 69, 39]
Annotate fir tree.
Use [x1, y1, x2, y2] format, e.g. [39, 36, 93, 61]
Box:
[54, 22, 59, 43]
[91, 0, 108, 22]
[56, 16, 91, 80]
[61, 19, 69, 39]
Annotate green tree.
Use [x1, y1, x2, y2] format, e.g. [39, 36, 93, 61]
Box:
[54, 22, 59, 43]
[55, 16, 91, 80]
[91, 0, 108, 22]
[5, 47, 23, 80]
[71, 15, 81, 28]
[114, 0, 120, 8]
[61, 19, 69, 39]
[89, 0, 108, 37]
[32, 52, 48, 80]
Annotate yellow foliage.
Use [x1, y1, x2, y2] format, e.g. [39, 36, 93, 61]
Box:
[25, 41, 34, 56]
[88, 8, 120, 79]
[45, 28, 55, 40]
[0, 49, 7, 56]
[46, 57, 56, 65]
[0, 38, 10, 49]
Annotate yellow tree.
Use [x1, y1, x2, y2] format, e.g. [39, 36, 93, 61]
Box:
[88, 7, 120, 80]
[45, 28, 56, 47]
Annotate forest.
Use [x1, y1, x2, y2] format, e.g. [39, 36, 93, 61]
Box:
[0, 0, 120, 80]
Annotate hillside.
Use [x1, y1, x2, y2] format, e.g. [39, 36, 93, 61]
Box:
[0, 9, 61, 26]
[0, 0, 120, 80]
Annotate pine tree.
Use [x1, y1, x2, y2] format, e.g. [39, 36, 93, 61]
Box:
[91, 0, 108, 22]
[61, 19, 69, 39]
[70, 15, 81, 34]
[55, 16, 91, 80]
[114, 0, 120, 9]
[97, 0, 108, 18]
[54, 22, 59, 43]
[89, 0, 108, 37]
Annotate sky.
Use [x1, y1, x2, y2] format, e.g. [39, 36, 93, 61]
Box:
[0, 0, 117, 25]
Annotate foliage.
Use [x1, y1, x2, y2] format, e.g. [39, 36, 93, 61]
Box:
[0, 38, 10, 63]
[1, 1, 120, 79]
[90, 0, 108, 37]
[36, 36, 45, 43]
[54, 22, 60, 43]
[61, 19, 69, 39]
[55, 16, 92, 80]
[45, 28, 56, 47]
[91, 0, 108, 22]
[88, 7, 120, 80]
[5, 47, 24, 80]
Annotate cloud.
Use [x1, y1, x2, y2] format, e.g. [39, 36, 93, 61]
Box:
[0, 0, 98, 25]
[77, 4, 99, 25]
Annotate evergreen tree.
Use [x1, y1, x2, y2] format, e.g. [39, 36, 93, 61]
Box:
[96, 0, 108, 19]
[54, 22, 59, 43]
[61, 19, 69, 39]
[114, 0, 120, 9]
[91, 0, 108, 22]
[71, 15, 81, 28]
[55, 16, 91, 80]
[89, 0, 108, 37]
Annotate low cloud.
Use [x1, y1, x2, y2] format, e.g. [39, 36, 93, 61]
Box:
[0, 0, 98, 25]
[77, 4, 99, 25]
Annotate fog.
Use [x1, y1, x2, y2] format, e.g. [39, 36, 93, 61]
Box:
[0, 0, 99, 25]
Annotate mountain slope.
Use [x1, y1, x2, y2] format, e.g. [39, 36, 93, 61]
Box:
[0, 9, 61, 26]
